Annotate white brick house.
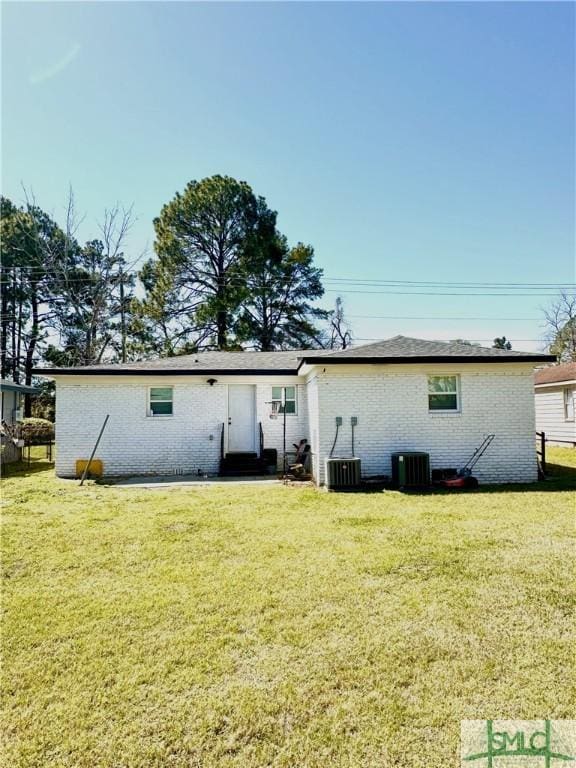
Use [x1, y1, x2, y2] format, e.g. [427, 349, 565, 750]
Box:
[36, 336, 554, 484]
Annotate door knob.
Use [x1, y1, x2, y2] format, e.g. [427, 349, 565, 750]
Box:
[228, 417, 232, 425]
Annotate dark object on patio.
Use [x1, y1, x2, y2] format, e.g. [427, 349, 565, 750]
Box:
[262, 448, 278, 475]
[431, 468, 458, 482]
[262, 448, 277, 465]
[361, 475, 391, 491]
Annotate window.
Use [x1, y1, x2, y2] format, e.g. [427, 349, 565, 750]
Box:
[428, 375, 460, 412]
[148, 386, 173, 416]
[272, 386, 297, 414]
[564, 388, 574, 421]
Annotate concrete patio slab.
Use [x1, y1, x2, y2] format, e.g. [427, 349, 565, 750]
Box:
[111, 474, 281, 489]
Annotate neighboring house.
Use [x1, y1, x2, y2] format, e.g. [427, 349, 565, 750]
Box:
[35, 336, 554, 484]
[1, 379, 39, 464]
[1, 379, 39, 425]
[534, 362, 576, 447]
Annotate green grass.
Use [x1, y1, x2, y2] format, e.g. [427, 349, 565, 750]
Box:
[2, 448, 575, 767]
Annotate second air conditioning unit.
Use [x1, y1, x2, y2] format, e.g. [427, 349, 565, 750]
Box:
[391, 452, 430, 488]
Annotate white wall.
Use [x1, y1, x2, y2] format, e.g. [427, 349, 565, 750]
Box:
[54, 375, 310, 478]
[1, 391, 18, 424]
[535, 385, 576, 446]
[54, 364, 541, 484]
[306, 363, 539, 485]
[255, 383, 309, 466]
[306, 374, 320, 481]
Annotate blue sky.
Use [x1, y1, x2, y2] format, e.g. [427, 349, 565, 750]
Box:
[2, 1, 574, 350]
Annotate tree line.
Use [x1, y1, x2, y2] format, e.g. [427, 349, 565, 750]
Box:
[1, 174, 574, 402]
[0, 176, 353, 393]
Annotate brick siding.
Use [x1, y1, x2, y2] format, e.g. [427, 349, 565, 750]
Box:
[54, 363, 539, 484]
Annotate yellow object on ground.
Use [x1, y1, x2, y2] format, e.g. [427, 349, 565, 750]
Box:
[75, 459, 103, 478]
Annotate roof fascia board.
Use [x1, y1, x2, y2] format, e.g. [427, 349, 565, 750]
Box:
[33, 367, 300, 377]
[299, 354, 555, 366]
[535, 379, 576, 389]
[0, 383, 40, 394]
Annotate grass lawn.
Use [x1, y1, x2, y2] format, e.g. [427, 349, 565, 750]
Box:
[2, 448, 575, 767]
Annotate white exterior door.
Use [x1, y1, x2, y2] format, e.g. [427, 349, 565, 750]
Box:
[227, 385, 256, 453]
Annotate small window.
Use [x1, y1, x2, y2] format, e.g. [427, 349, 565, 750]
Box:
[564, 388, 574, 421]
[428, 375, 460, 412]
[148, 386, 173, 416]
[271, 386, 297, 414]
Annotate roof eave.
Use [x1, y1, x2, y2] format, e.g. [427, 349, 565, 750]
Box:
[299, 354, 556, 365]
[535, 379, 576, 388]
[0, 382, 40, 394]
[33, 367, 300, 377]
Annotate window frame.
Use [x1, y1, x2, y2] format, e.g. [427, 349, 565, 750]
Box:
[427, 374, 461, 414]
[271, 385, 297, 415]
[564, 387, 574, 422]
[147, 385, 174, 418]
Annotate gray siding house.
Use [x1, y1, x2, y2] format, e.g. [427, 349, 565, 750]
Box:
[0, 379, 39, 464]
[535, 362, 576, 446]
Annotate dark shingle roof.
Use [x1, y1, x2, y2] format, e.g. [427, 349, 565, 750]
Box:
[301, 336, 555, 364]
[34, 349, 334, 376]
[33, 336, 554, 377]
[535, 362, 576, 385]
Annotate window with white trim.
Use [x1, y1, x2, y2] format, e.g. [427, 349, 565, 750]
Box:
[271, 386, 297, 414]
[428, 375, 460, 412]
[148, 386, 173, 416]
[564, 387, 574, 421]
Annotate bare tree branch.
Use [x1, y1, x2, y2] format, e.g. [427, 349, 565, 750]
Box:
[542, 291, 576, 361]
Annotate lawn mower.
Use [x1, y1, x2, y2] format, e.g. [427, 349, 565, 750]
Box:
[436, 434, 495, 489]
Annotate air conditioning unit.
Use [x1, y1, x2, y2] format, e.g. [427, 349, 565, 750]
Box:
[325, 457, 361, 490]
[391, 452, 430, 488]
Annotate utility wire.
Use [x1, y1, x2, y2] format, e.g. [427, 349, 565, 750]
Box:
[347, 314, 539, 321]
[325, 289, 571, 297]
[4, 265, 575, 289]
[6, 264, 576, 283]
[1, 276, 571, 297]
[325, 278, 576, 288]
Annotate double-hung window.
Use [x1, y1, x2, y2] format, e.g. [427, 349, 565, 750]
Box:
[148, 386, 173, 416]
[428, 375, 460, 412]
[564, 387, 574, 421]
[271, 386, 297, 414]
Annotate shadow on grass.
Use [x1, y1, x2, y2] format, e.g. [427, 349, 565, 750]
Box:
[1, 457, 55, 478]
[433, 467, 573, 495]
[346, 462, 576, 497]
[442, 468, 576, 495]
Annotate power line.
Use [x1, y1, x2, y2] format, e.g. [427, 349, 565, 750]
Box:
[0, 277, 570, 297]
[4, 265, 575, 290]
[324, 289, 569, 297]
[2, 267, 573, 306]
[324, 278, 576, 288]
[347, 314, 540, 321]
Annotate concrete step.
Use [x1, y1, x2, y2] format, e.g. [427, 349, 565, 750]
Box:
[220, 453, 268, 477]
